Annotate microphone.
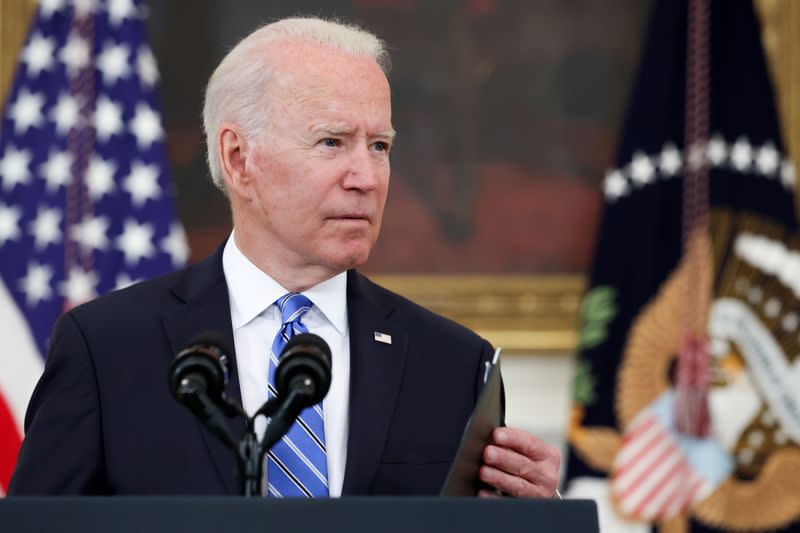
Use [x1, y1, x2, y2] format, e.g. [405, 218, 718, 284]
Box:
[168, 332, 231, 406]
[166, 332, 333, 497]
[168, 333, 238, 448]
[260, 333, 332, 453]
[275, 332, 332, 408]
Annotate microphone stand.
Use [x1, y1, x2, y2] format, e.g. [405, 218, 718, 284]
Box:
[201, 384, 313, 497]
[238, 397, 278, 498]
[241, 380, 316, 497]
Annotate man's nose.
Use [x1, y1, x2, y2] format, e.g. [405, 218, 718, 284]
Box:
[342, 144, 382, 192]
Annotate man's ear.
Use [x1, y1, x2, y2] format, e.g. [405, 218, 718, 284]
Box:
[219, 124, 250, 197]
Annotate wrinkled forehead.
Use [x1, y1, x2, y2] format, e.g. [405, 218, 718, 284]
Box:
[266, 39, 390, 99]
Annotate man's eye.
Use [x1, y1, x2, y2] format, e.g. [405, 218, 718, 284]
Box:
[321, 138, 340, 147]
[373, 141, 389, 152]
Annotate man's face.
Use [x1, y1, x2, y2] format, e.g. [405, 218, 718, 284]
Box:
[241, 42, 393, 277]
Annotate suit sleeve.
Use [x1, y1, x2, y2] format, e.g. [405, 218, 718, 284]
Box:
[8, 312, 109, 495]
[473, 339, 506, 426]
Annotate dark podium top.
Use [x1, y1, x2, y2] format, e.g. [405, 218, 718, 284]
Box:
[1, 497, 599, 533]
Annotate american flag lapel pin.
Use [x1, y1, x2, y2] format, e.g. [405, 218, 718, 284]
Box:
[374, 331, 392, 344]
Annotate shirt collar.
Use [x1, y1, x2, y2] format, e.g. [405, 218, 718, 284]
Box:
[222, 233, 347, 334]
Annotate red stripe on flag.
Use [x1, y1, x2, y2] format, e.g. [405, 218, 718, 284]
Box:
[653, 468, 686, 520]
[0, 392, 22, 494]
[630, 456, 687, 517]
[616, 439, 680, 501]
[614, 423, 669, 475]
[622, 415, 656, 443]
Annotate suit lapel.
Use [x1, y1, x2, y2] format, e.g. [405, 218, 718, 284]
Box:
[161, 244, 245, 495]
[341, 271, 408, 495]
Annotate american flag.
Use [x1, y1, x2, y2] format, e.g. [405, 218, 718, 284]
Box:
[611, 397, 714, 522]
[0, 0, 188, 495]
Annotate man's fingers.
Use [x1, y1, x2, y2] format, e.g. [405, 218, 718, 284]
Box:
[478, 465, 552, 499]
[483, 444, 559, 492]
[491, 427, 556, 461]
[483, 445, 545, 485]
[481, 428, 562, 499]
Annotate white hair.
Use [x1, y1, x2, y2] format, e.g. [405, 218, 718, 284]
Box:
[202, 17, 390, 193]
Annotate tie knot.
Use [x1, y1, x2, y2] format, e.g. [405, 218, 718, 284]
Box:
[276, 293, 313, 325]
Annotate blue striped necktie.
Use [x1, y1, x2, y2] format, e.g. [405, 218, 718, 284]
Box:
[266, 293, 329, 498]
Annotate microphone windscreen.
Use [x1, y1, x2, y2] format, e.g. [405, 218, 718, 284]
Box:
[170, 331, 232, 402]
[276, 333, 332, 406]
[283, 332, 331, 363]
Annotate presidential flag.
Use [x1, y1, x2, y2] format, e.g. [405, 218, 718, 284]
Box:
[0, 0, 188, 495]
[564, 0, 800, 531]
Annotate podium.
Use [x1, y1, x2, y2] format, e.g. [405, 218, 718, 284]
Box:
[0, 497, 598, 532]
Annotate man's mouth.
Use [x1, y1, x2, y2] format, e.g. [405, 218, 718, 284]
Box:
[331, 213, 371, 222]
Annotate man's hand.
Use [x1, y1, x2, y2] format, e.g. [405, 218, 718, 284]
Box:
[478, 427, 561, 498]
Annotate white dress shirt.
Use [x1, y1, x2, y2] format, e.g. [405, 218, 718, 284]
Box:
[222, 234, 350, 497]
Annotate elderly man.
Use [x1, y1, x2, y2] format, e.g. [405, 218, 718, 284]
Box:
[10, 17, 559, 498]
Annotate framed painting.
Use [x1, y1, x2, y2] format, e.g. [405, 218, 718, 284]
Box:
[2, 0, 656, 351]
[146, 0, 656, 351]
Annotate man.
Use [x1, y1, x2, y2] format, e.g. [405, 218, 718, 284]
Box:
[10, 17, 559, 498]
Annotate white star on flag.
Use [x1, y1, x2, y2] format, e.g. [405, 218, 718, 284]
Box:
[8, 89, 46, 134]
[18, 263, 54, 307]
[21, 33, 56, 76]
[108, 0, 138, 25]
[0, 146, 33, 191]
[161, 223, 190, 267]
[39, 0, 66, 18]
[85, 156, 117, 200]
[604, 170, 629, 201]
[659, 143, 682, 176]
[130, 103, 164, 149]
[706, 135, 727, 166]
[39, 150, 73, 192]
[630, 152, 655, 185]
[687, 141, 706, 171]
[59, 34, 91, 75]
[71, 215, 110, 252]
[755, 143, 779, 175]
[730, 137, 753, 172]
[29, 206, 62, 250]
[59, 267, 98, 306]
[137, 47, 159, 86]
[49, 93, 81, 135]
[97, 42, 132, 85]
[94, 96, 124, 141]
[123, 161, 161, 206]
[0, 203, 23, 247]
[116, 219, 156, 265]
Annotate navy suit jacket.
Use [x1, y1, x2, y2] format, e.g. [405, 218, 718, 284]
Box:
[9, 246, 496, 495]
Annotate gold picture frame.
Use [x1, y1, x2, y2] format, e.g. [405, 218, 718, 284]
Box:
[373, 275, 584, 353]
